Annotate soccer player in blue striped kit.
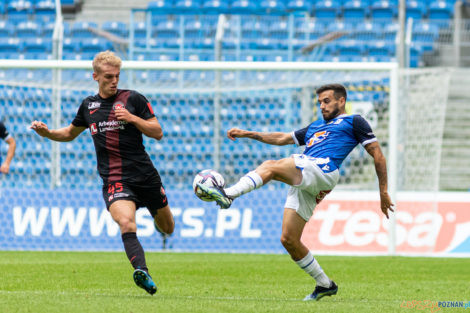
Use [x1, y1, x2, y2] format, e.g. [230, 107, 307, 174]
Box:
[198, 83, 395, 301]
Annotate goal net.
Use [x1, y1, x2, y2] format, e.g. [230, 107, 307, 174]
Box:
[0, 60, 449, 196]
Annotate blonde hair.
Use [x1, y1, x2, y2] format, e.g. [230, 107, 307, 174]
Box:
[92, 51, 122, 73]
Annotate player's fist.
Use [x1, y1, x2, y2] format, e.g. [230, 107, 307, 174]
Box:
[0, 163, 10, 174]
[30, 121, 50, 137]
[114, 108, 135, 123]
[227, 128, 248, 140]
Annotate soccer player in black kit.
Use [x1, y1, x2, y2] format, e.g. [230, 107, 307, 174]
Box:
[30, 51, 174, 295]
[0, 121, 16, 174]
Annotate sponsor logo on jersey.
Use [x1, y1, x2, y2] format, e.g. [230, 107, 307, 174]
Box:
[89, 109, 99, 115]
[88, 102, 101, 110]
[334, 118, 343, 125]
[113, 101, 125, 111]
[90, 123, 98, 135]
[327, 118, 343, 125]
[113, 192, 130, 199]
[160, 186, 166, 196]
[306, 131, 330, 147]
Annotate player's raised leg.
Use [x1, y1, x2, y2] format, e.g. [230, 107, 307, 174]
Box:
[197, 157, 302, 208]
[109, 200, 157, 295]
[281, 208, 337, 301]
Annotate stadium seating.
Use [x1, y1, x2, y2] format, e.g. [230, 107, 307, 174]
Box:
[0, 0, 458, 189]
[428, 1, 453, 22]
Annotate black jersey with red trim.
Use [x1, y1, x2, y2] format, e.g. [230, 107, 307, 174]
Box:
[0, 121, 9, 140]
[0, 121, 10, 164]
[72, 89, 159, 184]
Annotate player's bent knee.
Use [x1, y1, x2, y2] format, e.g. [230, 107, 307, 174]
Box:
[280, 233, 297, 250]
[118, 219, 137, 233]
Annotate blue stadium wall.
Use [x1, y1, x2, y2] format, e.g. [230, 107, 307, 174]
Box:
[1, 188, 470, 256]
[0, 188, 286, 253]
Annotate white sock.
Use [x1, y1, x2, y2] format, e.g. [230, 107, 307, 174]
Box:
[295, 251, 331, 288]
[225, 171, 263, 199]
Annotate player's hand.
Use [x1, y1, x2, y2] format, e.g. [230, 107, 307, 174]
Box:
[30, 121, 50, 137]
[380, 192, 394, 219]
[227, 128, 248, 141]
[0, 163, 9, 174]
[115, 108, 135, 123]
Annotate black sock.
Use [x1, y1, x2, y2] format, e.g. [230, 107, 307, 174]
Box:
[121, 232, 148, 273]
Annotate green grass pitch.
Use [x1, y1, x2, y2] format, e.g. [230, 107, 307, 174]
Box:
[0, 251, 468, 313]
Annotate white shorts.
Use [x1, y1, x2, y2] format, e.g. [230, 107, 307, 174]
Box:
[284, 154, 339, 221]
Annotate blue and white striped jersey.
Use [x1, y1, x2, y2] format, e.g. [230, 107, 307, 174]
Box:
[292, 114, 377, 173]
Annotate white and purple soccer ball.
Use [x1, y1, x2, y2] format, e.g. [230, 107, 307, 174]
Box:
[193, 169, 225, 201]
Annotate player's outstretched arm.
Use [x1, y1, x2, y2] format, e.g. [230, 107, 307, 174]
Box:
[0, 136, 16, 174]
[30, 121, 85, 142]
[365, 141, 395, 219]
[227, 128, 294, 146]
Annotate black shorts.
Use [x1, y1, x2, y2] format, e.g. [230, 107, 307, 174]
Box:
[102, 174, 168, 217]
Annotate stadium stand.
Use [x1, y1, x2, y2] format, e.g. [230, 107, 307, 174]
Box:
[0, 0, 467, 190]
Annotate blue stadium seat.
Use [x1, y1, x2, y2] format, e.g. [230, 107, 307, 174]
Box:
[34, 0, 55, 22]
[7, 1, 33, 22]
[265, 54, 288, 62]
[132, 22, 148, 38]
[102, 21, 128, 38]
[337, 40, 364, 56]
[202, 0, 229, 13]
[313, 0, 340, 19]
[383, 22, 398, 42]
[294, 20, 325, 40]
[22, 38, 51, 53]
[153, 19, 179, 38]
[268, 19, 289, 40]
[0, 38, 20, 53]
[73, 69, 93, 81]
[191, 37, 214, 49]
[147, 0, 174, 12]
[80, 38, 111, 54]
[16, 21, 41, 38]
[0, 21, 14, 37]
[370, 0, 397, 20]
[343, 0, 369, 19]
[42, 21, 55, 37]
[406, 0, 427, 20]
[286, 0, 312, 12]
[184, 19, 203, 38]
[367, 40, 393, 56]
[412, 22, 439, 43]
[231, 0, 259, 14]
[174, 0, 201, 12]
[71, 21, 98, 38]
[354, 21, 382, 40]
[22, 52, 51, 59]
[326, 21, 354, 39]
[428, 1, 453, 20]
[241, 19, 265, 47]
[409, 43, 423, 67]
[259, 0, 286, 12]
[255, 38, 279, 50]
[63, 37, 81, 54]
